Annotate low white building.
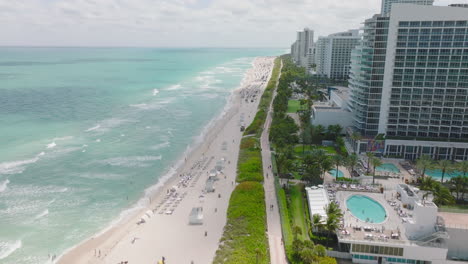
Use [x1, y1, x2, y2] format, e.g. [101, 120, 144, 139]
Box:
[330, 184, 451, 263]
[311, 86, 353, 128]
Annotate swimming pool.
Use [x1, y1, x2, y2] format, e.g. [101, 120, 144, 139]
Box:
[376, 163, 400, 173]
[346, 195, 387, 223]
[425, 169, 463, 180]
[329, 169, 344, 178]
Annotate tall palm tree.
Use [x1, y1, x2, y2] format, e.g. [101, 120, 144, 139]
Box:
[371, 157, 383, 185]
[437, 159, 453, 183]
[350, 132, 362, 154]
[324, 214, 340, 247]
[346, 154, 359, 176]
[450, 176, 466, 201]
[416, 155, 433, 179]
[365, 152, 374, 173]
[325, 202, 343, 218]
[292, 225, 303, 240]
[311, 214, 323, 232]
[457, 161, 468, 177]
[331, 154, 343, 180]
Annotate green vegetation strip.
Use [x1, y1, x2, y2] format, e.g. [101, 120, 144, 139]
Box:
[244, 57, 281, 136]
[237, 137, 263, 182]
[288, 184, 309, 241]
[213, 182, 269, 264]
[272, 153, 294, 250]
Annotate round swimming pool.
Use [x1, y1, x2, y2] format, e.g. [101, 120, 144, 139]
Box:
[346, 195, 386, 223]
[329, 169, 344, 178]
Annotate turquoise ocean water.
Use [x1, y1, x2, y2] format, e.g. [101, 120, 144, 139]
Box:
[0, 47, 282, 263]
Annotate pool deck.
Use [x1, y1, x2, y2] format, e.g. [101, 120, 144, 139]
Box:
[335, 190, 411, 245]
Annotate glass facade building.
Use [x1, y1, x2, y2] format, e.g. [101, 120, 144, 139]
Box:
[348, 4, 468, 160]
[349, 16, 390, 136]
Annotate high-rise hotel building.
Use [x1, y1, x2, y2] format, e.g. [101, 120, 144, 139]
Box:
[349, 4, 468, 160]
[291, 28, 315, 70]
[381, 0, 434, 15]
[315, 30, 361, 80]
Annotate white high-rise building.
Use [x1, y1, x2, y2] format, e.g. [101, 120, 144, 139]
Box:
[290, 28, 314, 70]
[349, 3, 468, 160]
[315, 29, 361, 80]
[381, 0, 434, 15]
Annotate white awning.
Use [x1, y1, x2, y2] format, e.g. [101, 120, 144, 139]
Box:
[305, 187, 330, 221]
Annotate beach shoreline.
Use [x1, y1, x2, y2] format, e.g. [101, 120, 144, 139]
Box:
[57, 56, 276, 264]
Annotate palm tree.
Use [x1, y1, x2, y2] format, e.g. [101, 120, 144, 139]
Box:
[449, 176, 466, 201]
[311, 213, 323, 233]
[420, 177, 455, 205]
[437, 159, 453, 183]
[324, 214, 340, 247]
[292, 225, 303, 240]
[365, 152, 374, 173]
[345, 154, 359, 176]
[457, 161, 468, 177]
[370, 157, 383, 185]
[331, 154, 343, 180]
[325, 201, 343, 218]
[350, 132, 362, 154]
[416, 155, 433, 179]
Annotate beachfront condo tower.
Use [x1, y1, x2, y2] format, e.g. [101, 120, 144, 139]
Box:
[381, 0, 434, 15]
[315, 29, 361, 80]
[291, 28, 315, 70]
[348, 4, 468, 160]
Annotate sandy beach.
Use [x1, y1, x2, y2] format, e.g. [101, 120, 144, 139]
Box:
[58, 56, 276, 264]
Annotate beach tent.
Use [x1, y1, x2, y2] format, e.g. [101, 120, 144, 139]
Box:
[189, 207, 203, 225]
[205, 178, 215, 192]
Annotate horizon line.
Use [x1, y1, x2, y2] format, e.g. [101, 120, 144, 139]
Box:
[0, 45, 288, 49]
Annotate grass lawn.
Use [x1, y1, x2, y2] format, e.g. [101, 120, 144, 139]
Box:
[293, 144, 337, 156]
[288, 184, 309, 240]
[287, 99, 301, 113]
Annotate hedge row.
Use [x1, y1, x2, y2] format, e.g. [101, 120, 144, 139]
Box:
[244, 57, 281, 137]
[213, 182, 269, 264]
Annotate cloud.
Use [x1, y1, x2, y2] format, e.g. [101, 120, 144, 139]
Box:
[0, 0, 464, 47]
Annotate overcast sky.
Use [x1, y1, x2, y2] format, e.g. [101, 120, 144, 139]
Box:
[0, 0, 465, 47]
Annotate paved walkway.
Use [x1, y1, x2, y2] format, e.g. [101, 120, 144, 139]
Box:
[261, 59, 287, 264]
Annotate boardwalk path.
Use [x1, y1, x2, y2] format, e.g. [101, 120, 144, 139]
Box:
[261, 59, 288, 264]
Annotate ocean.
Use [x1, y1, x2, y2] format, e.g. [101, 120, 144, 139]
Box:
[0, 47, 282, 263]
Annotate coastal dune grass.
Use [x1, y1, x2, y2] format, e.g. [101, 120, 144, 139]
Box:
[244, 57, 281, 137]
[213, 182, 269, 264]
[237, 137, 263, 182]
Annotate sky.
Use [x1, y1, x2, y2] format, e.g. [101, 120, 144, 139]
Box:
[0, 0, 466, 47]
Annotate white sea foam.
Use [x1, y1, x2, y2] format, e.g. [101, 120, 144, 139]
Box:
[89, 118, 136, 133]
[96, 155, 162, 167]
[38, 152, 45, 156]
[0, 157, 39, 175]
[34, 209, 49, 220]
[0, 240, 22, 260]
[46, 142, 56, 149]
[85, 124, 101, 132]
[166, 84, 182, 90]
[0, 179, 10, 193]
[95, 139, 101, 143]
[130, 98, 174, 111]
[77, 172, 124, 180]
[150, 141, 170, 151]
[152, 89, 159, 96]
[53, 136, 73, 141]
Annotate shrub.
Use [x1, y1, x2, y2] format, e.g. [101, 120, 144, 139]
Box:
[213, 182, 269, 264]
